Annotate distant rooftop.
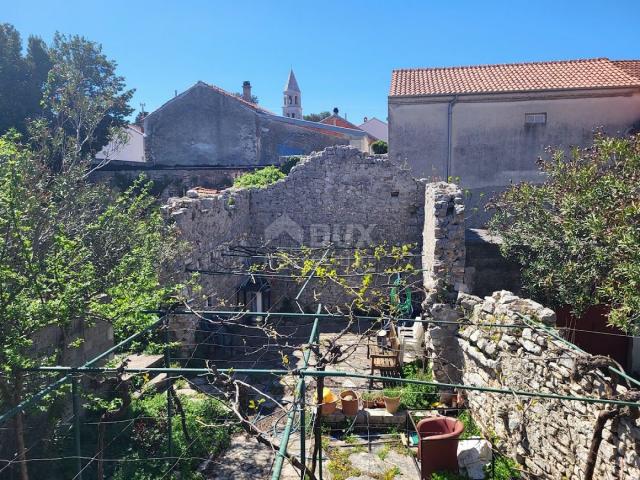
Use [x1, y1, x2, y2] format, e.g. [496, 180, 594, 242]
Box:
[390, 58, 640, 97]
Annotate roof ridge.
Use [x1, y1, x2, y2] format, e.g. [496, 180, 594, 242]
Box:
[392, 57, 611, 73]
[199, 81, 274, 114]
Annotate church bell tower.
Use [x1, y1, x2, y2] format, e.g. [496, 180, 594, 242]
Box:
[283, 69, 302, 119]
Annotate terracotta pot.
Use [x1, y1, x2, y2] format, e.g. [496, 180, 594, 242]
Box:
[322, 399, 337, 415]
[363, 399, 377, 409]
[340, 390, 359, 416]
[383, 395, 401, 414]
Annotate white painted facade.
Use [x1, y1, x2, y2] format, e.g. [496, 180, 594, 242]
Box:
[95, 125, 145, 163]
[389, 88, 640, 224]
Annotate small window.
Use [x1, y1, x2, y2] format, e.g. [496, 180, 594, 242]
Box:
[288, 95, 292, 105]
[295, 95, 298, 105]
[525, 113, 547, 125]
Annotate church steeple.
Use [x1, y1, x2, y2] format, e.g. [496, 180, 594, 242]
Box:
[283, 69, 302, 119]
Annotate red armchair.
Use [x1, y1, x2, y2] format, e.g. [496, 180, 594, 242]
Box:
[417, 416, 465, 479]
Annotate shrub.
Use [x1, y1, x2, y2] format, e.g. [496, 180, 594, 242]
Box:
[399, 362, 438, 409]
[110, 391, 235, 480]
[372, 140, 388, 154]
[233, 166, 285, 189]
[489, 133, 640, 332]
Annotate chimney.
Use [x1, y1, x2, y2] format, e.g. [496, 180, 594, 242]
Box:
[363, 116, 368, 123]
[333, 107, 339, 115]
[242, 81, 252, 102]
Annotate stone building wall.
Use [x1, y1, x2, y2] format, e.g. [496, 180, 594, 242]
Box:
[144, 82, 353, 168]
[454, 291, 640, 480]
[162, 146, 426, 348]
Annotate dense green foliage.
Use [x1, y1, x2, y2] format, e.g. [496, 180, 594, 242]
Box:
[489, 134, 640, 333]
[372, 140, 388, 154]
[303, 111, 332, 122]
[397, 362, 438, 409]
[233, 165, 286, 188]
[458, 410, 481, 439]
[110, 392, 234, 480]
[0, 24, 51, 135]
[0, 135, 181, 377]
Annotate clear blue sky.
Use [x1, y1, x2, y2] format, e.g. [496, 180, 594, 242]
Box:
[4, 0, 640, 124]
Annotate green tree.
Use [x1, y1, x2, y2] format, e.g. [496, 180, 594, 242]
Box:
[0, 132, 183, 479]
[303, 111, 331, 122]
[42, 33, 134, 164]
[489, 134, 640, 333]
[0, 24, 51, 135]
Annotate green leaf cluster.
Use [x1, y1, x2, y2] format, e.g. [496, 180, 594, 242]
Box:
[233, 165, 286, 189]
[0, 134, 182, 393]
[489, 133, 640, 333]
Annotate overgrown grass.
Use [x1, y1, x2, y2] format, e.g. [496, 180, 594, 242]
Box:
[326, 446, 362, 480]
[399, 361, 439, 409]
[458, 410, 482, 439]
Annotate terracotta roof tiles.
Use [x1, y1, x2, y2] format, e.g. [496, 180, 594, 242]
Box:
[390, 58, 640, 97]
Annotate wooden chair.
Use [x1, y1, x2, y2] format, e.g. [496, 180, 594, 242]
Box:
[367, 325, 401, 388]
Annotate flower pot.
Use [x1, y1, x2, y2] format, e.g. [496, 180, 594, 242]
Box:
[384, 395, 401, 414]
[322, 398, 338, 415]
[340, 390, 359, 416]
[317, 387, 338, 415]
[363, 399, 377, 409]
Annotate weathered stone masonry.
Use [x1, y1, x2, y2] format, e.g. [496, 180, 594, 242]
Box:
[455, 291, 640, 479]
[163, 146, 426, 348]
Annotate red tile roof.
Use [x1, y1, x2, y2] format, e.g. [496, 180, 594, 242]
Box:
[613, 60, 640, 82]
[390, 58, 640, 97]
[320, 114, 362, 130]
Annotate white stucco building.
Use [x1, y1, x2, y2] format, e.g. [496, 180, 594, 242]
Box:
[388, 58, 640, 225]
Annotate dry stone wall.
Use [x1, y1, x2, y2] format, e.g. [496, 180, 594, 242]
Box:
[456, 291, 640, 480]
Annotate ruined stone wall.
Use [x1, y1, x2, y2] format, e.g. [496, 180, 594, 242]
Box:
[456, 291, 640, 480]
[162, 146, 425, 348]
[422, 182, 466, 304]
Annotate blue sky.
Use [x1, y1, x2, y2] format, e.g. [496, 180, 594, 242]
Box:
[4, 0, 639, 124]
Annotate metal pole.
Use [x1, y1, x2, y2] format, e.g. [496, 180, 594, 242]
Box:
[302, 370, 640, 408]
[315, 367, 324, 480]
[16, 366, 640, 407]
[164, 318, 174, 472]
[271, 305, 321, 480]
[71, 375, 82, 480]
[300, 379, 306, 479]
[143, 309, 524, 328]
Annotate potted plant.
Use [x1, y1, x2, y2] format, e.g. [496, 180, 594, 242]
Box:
[340, 389, 359, 416]
[383, 387, 402, 414]
[362, 391, 382, 409]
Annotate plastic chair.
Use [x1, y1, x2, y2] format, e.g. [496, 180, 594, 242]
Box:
[417, 416, 464, 479]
